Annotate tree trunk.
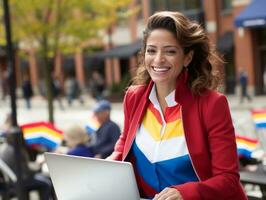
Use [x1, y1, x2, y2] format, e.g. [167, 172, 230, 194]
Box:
[41, 35, 54, 123]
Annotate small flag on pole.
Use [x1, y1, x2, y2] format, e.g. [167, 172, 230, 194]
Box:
[21, 121, 63, 150]
[252, 108, 266, 129]
[85, 116, 100, 135]
[236, 135, 258, 159]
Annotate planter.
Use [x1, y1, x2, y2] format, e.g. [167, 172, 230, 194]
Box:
[106, 92, 124, 102]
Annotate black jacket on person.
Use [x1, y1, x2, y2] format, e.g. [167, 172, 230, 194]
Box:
[22, 80, 33, 99]
[92, 120, 120, 158]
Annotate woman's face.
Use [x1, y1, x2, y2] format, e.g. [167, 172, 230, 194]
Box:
[144, 29, 192, 89]
[94, 110, 109, 124]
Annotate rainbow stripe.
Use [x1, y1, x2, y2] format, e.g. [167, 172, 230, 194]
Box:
[133, 102, 198, 198]
[252, 109, 266, 129]
[21, 122, 63, 150]
[236, 135, 258, 158]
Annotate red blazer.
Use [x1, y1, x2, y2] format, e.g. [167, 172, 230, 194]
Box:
[110, 73, 247, 200]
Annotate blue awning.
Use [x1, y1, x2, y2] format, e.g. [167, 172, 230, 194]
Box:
[235, 0, 266, 28]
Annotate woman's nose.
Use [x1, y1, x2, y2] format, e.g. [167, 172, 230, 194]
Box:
[154, 52, 165, 63]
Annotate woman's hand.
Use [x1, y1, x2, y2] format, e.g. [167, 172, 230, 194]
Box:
[153, 187, 183, 200]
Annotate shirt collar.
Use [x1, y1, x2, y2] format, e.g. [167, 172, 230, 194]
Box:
[149, 85, 177, 108]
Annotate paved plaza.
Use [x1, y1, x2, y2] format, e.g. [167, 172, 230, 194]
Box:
[0, 95, 124, 133]
[1, 93, 266, 139]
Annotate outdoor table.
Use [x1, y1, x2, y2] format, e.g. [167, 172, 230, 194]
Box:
[240, 164, 266, 199]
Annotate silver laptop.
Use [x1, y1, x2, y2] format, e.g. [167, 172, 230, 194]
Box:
[44, 152, 141, 200]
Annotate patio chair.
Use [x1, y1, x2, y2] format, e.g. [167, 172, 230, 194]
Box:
[0, 158, 17, 200]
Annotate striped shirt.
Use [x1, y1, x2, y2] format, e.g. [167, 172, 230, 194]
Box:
[129, 85, 198, 198]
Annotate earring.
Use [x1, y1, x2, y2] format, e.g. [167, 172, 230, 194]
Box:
[183, 65, 188, 81]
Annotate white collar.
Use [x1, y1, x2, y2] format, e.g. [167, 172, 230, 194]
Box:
[149, 85, 177, 109]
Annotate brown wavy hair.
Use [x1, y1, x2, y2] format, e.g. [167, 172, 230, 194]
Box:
[132, 11, 223, 95]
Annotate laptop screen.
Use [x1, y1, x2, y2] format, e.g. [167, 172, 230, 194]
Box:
[45, 152, 141, 200]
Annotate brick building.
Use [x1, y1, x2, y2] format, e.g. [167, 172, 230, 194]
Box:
[234, 0, 266, 95]
[1, 0, 265, 96]
[94, 0, 266, 95]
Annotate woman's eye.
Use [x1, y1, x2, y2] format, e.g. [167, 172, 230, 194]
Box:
[165, 50, 176, 55]
[146, 49, 156, 54]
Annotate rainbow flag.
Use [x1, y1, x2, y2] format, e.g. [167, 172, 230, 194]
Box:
[252, 109, 266, 129]
[21, 121, 63, 150]
[236, 135, 258, 158]
[85, 116, 100, 135]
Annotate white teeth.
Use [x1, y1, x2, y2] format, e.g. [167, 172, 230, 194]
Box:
[152, 67, 170, 72]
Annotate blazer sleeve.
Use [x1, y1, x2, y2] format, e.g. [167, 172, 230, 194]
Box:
[108, 89, 131, 161]
[173, 95, 247, 200]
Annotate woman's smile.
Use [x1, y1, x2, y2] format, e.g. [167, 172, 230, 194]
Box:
[152, 66, 171, 73]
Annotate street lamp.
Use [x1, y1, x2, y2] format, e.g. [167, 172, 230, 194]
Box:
[2, 0, 26, 199]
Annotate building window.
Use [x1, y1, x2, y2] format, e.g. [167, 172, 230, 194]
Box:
[150, 0, 203, 23]
[151, 0, 201, 13]
[166, 0, 183, 11]
[221, 0, 232, 12]
[184, 0, 201, 10]
[152, 0, 166, 12]
[258, 29, 266, 47]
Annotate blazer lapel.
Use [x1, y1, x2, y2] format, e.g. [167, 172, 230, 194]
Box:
[122, 81, 153, 160]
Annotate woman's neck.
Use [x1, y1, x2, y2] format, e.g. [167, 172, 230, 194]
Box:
[155, 84, 175, 113]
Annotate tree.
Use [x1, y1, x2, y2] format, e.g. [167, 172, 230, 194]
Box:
[2, 0, 131, 123]
[0, 6, 5, 44]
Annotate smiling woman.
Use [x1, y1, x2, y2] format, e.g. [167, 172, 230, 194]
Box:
[109, 11, 248, 200]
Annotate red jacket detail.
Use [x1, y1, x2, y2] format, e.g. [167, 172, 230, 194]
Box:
[110, 73, 247, 200]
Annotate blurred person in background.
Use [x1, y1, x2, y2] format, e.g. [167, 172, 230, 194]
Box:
[64, 74, 84, 106]
[0, 113, 54, 200]
[90, 70, 105, 101]
[64, 124, 94, 157]
[52, 75, 64, 110]
[238, 68, 252, 103]
[0, 70, 9, 101]
[91, 100, 120, 159]
[21, 75, 33, 109]
[263, 66, 266, 93]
